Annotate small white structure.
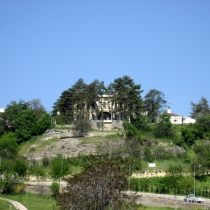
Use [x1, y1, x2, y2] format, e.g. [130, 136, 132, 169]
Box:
[166, 108, 195, 124]
[0, 108, 5, 113]
[148, 163, 156, 168]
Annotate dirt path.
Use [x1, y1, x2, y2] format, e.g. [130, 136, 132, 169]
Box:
[0, 197, 28, 210]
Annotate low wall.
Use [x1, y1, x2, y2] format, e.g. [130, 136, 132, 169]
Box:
[90, 120, 123, 130]
[25, 185, 51, 194]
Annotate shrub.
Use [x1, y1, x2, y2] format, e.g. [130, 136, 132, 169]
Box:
[154, 113, 175, 138]
[181, 127, 196, 146]
[50, 182, 59, 198]
[123, 120, 141, 140]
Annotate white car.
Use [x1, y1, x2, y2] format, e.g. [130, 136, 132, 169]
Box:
[184, 194, 205, 204]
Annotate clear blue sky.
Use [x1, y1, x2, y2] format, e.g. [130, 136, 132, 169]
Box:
[1, 1, 210, 117]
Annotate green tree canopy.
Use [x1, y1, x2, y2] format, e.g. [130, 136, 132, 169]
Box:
[144, 89, 167, 123]
[15, 109, 38, 142]
[164, 164, 183, 195]
[154, 113, 175, 138]
[37, 113, 51, 134]
[13, 158, 27, 177]
[111, 75, 143, 120]
[2, 99, 50, 142]
[190, 97, 210, 119]
[0, 132, 18, 158]
[196, 115, 210, 133]
[2, 100, 28, 132]
[51, 155, 69, 180]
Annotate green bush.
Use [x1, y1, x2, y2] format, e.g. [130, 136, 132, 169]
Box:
[153, 113, 175, 139]
[123, 120, 141, 140]
[131, 116, 151, 132]
[196, 115, 210, 133]
[181, 127, 196, 146]
[50, 182, 59, 198]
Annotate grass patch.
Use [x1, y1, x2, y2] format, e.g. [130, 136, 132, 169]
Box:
[18, 136, 38, 155]
[37, 137, 60, 149]
[142, 132, 174, 143]
[146, 159, 185, 171]
[19, 136, 60, 156]
[1, 193, 59, 210]
[0, 194, 181, 210]
[0, 198, 16, 210]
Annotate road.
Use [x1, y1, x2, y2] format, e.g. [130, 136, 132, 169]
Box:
[24, 181, 210, 208]
[125, 191, 210, 209]
[0, 197, 28, 210]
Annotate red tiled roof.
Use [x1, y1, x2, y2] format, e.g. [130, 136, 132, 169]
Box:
[167, 113, 182, 117]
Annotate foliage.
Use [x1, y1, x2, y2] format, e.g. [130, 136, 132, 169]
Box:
[57, 157, 128, 210]
[37, 113, 51, 134]
[15, 109, 38, 142]
[1, 100, 28, 133]
[144, 147, 155, 162]
[177, 176, 193, 195]
[27, 98, 46, 118]
[53, 76, 144, 124]
[131, 115, 151, 132]
[28, 166, 45, 181]
[53, 114, 66, 125]
[131, 178, 151, 192]
[13, 158, 27, 177]
[123, 120, 143, 159]
[0, 120, 5, 137]
[123, 120, 141, 140]
[196, 115, 210, 133]
[53, 78, 106, 123]
[190, 96, 210, 119]
[42, 156, 51, 168]
[1, 99, 50, 142]
[164, 164, 183, 195]
[111, 75, 143, 121]
[153, 113, 175, 138]
[0, 132, 18, 158]
[50, 182, 59, 198]
[0, 172, 19, 194]
[193, 143, 210, 170]
[51, 155, 69, 180]
[124, 137, 142, 159]
[181, 127, 196, 146]
[53, 89, 75, 123]
[73, 110, 92, 134]
[144, 89, 167, 123]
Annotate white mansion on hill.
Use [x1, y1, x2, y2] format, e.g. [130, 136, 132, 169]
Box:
[166, 108, 195, 124]
[59, 95, 195, 128]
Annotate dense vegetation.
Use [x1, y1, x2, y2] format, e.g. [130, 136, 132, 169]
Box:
[0, 76, 210, 209]
[52, 76, 166, 126]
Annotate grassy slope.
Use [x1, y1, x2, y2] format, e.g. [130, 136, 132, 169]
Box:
[1, 194, 59, 210]
[0, 199, 15, 210]
[18, 136, 60, 156]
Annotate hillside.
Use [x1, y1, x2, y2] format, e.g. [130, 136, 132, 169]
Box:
[20, 130, 125, 160]
[20, 129, 186, 165]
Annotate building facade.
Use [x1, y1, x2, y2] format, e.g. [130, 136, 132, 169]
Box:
[166, 108, 196, 124]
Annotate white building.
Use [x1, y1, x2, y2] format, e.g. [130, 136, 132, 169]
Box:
[0, 108, 5, 113]
[166, 108, 195, 124]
